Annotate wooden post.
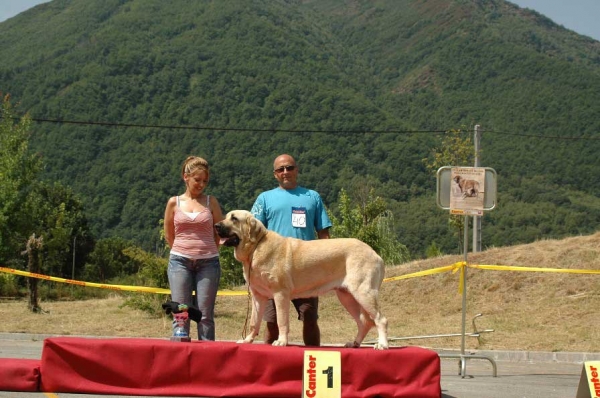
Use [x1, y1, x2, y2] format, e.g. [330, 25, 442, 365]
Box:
[23, 234, 44, 313]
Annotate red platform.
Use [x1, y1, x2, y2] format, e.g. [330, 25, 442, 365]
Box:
[0, 358, 40, 392]
[0, 337, 441, 397]
[37, 337, 440, 397]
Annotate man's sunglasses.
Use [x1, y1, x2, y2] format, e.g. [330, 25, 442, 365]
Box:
[274, 165, 296, 173]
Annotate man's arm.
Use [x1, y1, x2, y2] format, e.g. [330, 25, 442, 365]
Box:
[317, 228, 330, 240]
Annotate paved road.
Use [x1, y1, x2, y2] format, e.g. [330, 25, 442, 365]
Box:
[0, 334, 594, 398]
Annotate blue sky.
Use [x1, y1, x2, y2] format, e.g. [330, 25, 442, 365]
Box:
[0, 0, 50, 23]
[510, 0, 600, 41]
[0, 0, 599, 41]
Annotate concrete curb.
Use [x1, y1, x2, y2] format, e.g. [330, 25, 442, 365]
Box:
[435, 348, 600, 364]
[0, 332, 108, 341]
[1, 332, 598, 364]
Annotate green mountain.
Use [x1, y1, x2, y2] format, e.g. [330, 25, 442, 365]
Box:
[1, 0, 599, 257]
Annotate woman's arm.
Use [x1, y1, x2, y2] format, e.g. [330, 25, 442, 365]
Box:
[163, 197, 177, 248]
[210, 196, 224, 247]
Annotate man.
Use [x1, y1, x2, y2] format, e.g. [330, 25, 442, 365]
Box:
[250, 154, 332, 346]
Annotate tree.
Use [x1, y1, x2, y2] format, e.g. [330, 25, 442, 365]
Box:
[23, 182, 91, 279]
[330, 188, 410, 265]
[422, 129, 474, 253]
[83, 237, 138, 282]
[423, 129, 474, 174]
[0, 94, 41, 263]
[0, 94, 93, 302]
[425, 241, 443, 258]
[219, 246, 245, 289]
[120, 246, 169, 316]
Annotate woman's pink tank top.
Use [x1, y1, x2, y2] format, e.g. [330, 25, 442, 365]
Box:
[170, 195, 218, 259]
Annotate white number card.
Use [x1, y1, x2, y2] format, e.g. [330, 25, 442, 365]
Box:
[303, 350, 341, 398]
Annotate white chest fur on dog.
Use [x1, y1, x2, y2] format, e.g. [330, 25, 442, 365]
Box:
[215, 210, 389, 350]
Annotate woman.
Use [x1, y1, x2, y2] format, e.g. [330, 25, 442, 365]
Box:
[163, 156, 223, 340]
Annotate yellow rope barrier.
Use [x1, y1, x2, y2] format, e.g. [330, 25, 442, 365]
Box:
[0, 266, 247, 296]
[2, 260, 598, 297]
[381, 261, 599, 294]
[383, 261, 600, 282]
[383, 262, 463, 282]
[469, 264, 600, 274]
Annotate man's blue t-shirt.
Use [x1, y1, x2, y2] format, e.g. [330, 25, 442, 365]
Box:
[251, 187, 332, 240]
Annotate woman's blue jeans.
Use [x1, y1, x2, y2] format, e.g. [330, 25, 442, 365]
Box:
[167, 254, 221, 340]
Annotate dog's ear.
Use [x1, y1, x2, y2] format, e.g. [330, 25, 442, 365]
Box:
[245, 216, 257, 243]
[245, 214, 266, 244]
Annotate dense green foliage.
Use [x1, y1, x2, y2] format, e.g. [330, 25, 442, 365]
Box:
[0, 95, 40, 262]
[1, 95, 93, 294]
[0, 0, 599, 270]
[330, 188, 410, 265]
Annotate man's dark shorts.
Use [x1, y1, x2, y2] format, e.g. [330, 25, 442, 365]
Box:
[263, 297, 319, 322]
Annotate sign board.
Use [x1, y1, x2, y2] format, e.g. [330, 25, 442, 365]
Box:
[437, 166, 497, 212]
[303, 350, 341, 398]
[576, 361, 600, 398]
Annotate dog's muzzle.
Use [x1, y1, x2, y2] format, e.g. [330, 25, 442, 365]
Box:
[214, 223, 240, 247]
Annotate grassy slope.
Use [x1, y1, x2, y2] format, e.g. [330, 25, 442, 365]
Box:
[1, 231, 599, 352]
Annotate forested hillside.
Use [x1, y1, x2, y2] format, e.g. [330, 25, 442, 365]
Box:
[1, 0, 599, 261]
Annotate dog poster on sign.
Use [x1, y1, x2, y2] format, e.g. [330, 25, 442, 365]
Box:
[450, 167, 485, 215]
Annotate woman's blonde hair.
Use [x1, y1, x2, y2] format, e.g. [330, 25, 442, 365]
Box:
[181, 156, 210, 177]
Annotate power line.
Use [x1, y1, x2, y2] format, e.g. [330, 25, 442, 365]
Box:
[9, 116, 447, 135]
[2, 115, 599, 140]
[480, 130, 600, 141]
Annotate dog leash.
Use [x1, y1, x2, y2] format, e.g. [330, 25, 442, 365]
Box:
[241, 283, 251, 340]
[240, 232, 267, 340]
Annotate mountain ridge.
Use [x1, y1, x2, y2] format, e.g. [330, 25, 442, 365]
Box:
[0, 0, 598, 258]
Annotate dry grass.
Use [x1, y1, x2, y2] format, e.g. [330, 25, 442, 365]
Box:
[1, 232, 599, 352]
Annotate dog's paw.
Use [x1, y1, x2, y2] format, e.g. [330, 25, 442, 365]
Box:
[344, 341, 360, 348]
[272, 340, 288, 347]
[236, 338, 253, 344]
[373, 343, 389, 350]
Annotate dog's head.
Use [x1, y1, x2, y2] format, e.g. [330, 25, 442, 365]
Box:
[453, 175, 463, 184]
[215, 210, 267, 253]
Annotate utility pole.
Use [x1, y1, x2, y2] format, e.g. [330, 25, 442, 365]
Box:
[472, 125, 482, 252]
[72, 235, 77, 280]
